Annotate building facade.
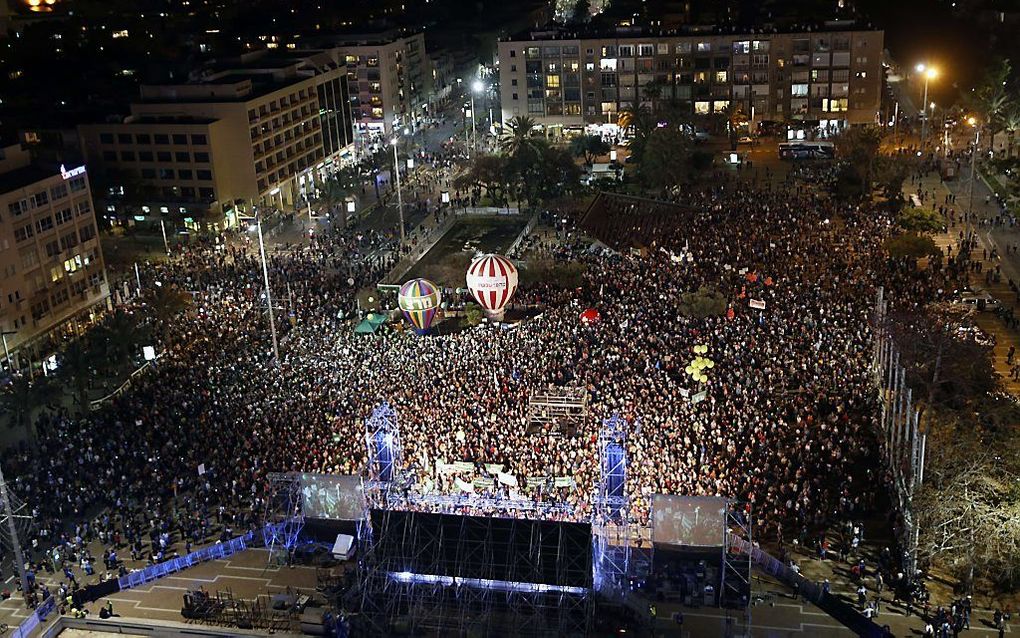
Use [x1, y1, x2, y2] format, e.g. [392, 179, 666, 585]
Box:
[79, 51, 353, 230]
[0, 144, 109, 364]
[331, 31, 432, 136]
[497, 26, 884, 135]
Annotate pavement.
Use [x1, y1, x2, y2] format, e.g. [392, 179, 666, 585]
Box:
[904, 164, 1020, 394]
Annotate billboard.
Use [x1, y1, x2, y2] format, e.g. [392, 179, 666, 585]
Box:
[300, 474, 363, 520]
[651, 495, 728, 547]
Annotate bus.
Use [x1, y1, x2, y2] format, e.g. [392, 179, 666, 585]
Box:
[778, 141, 835, 160]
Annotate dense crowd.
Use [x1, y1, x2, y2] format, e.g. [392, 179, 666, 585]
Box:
[0, 172, 957, 606]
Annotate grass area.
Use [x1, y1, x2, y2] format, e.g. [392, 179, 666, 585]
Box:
[403, 216, 527, 286]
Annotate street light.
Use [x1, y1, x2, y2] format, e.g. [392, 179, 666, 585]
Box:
[0, 331, 15, 373]
[254, 216, 279, 364]
[391, 136, 405, 247]
[916, 63, 938, 150]
[966, 116, 980, 248]
[471, 80, 485, 154]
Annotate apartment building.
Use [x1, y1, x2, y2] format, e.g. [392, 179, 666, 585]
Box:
[79, 51, 353, 230]
[497, 25, 883, 135]
[0, 143, 109, 364]
[329, 30, 432, 136]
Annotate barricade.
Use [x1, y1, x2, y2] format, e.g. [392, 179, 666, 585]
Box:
[10, 595, 56, 638]
[117, 532, 252, 592]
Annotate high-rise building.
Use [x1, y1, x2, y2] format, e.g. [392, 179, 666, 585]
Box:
[497, 24, 883, 135]
[79, 50, 353, 231]
[327, 30, 432, 136]
[0, 143, 109, 366]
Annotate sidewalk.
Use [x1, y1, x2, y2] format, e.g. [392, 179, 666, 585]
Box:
[904, 169, 1020, 394]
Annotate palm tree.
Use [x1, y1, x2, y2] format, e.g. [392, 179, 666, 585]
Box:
[148, 284, 192, 324]
[91, 310, 150, 374]
[1002, 103, 1020, 159]
[970, 59, 1013, 139]
[569, 135, 610, 166]
[618, 105, 656, 162]
[499, 115, 538, 156]
[0, 375, 53, 432]
[58, 340, 96, 412]
[313, 177, 349, 217]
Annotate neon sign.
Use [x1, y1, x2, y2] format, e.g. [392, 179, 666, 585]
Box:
[59, 164, 86, 180]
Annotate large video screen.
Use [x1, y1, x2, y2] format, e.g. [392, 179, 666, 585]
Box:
[651, 495, 727, 547]
[300, 474, 363, 520]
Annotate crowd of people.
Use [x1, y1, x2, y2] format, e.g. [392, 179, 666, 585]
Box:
[0, 166, 959, 616]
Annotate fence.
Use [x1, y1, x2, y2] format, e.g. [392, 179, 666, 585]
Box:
[117, 532, 252, 592]
[871, 286, 927, 577]
[507, 211, 540, 258]
[729, 536, 887, 637]
[10, 596, 56, 638]
[88, 354, 162, 411]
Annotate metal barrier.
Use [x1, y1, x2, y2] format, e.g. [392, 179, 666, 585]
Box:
[10, 595, 56, 638]
[117, 533, 252, 592]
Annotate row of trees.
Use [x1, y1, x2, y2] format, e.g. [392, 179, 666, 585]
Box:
[1, 284, 191, 431]
[455, 116, 582, 207]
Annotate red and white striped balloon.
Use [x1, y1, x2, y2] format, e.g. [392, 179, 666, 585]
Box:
[465, 253, 519, 318]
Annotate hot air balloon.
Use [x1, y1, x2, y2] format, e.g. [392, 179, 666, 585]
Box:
[465, 254, 519, 321]
[398, 278, 441, 333]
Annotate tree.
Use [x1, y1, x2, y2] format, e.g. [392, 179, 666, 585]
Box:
[639, 126, 692, 188]
[148, 284, 192, 323]
[916, 422, 1020, 591]
[723, 102, 748, 150]
[875, 155, 916, 203]
[617, 105, 656, 162]
[517, 143, 581, 204]
[58, 340, 97, 412]
[568, 0, 590, 23]
[897, 207, 945, 233]
[463, 302, 484, 326]
[1002, 101, 1020, 159]
[499, 115, 539, 157]
[834, 126, 883, 192]
[678, 286, 727, 318]
[89, 310, 149, 375]
[0, 375, 54, 432]
[455, 154, 511, 206]
[885, 304, 997, 414]
[883, 233, 940, 261]
[569, 134, 610, 166]
[315, 166, 360, 221]
[968, 58, 1014, 138]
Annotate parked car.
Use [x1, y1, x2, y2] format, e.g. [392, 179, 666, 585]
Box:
[952, 289, 1000, 311]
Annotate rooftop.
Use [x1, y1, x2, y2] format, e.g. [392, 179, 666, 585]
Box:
[0, 164, 59, 194]
[501, 20, 879, 42]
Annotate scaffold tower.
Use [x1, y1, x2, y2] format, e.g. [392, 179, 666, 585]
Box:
[592, 413, 631, 598]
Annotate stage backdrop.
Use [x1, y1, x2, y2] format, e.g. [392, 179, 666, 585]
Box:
[651, 495, 728, 547]
[300, 473, 363, 520]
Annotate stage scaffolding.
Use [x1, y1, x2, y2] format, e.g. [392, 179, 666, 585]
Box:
[260, 472, 304, 565]
[351, 402, 594, 637]
[527, 386, 589, 435]
[720, 501, 753, 610]
[592, 413, 631, 599]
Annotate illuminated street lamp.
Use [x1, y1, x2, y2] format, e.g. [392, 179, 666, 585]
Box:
[916, 63, 938, 150]
[966, 116, 980, 245]
[391, 136, 405, 247]
[469, 79, 485, 155]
